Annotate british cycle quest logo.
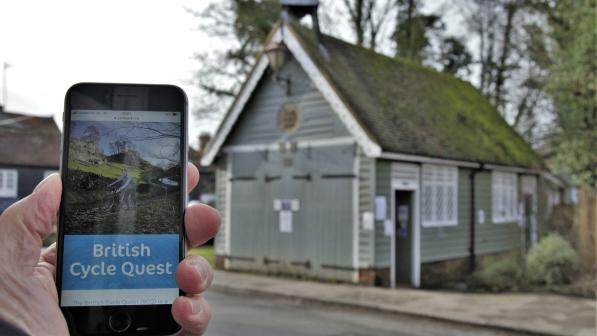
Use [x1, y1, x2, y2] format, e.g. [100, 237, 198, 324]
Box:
[62, 234, 178, 290]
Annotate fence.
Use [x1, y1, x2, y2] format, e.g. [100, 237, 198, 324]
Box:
[575, 189, 596, 271]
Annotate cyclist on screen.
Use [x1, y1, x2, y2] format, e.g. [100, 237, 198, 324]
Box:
[108, 168, 136, 209]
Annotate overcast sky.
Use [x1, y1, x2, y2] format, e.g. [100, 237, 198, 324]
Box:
[0, 1, 467, 149]
[0, 0, 215, 148]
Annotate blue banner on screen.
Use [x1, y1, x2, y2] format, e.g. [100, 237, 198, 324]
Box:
[61, 234, 179, 307]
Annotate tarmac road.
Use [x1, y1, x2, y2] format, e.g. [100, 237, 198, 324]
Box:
[203, 290, 520, 336]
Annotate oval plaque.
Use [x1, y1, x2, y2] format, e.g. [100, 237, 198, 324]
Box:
[277, 103, 300, 133]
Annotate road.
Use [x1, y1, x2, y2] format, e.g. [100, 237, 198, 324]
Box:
[204, 290, 520, 336]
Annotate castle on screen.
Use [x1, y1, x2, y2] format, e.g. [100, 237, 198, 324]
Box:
[62, 234, 179, 290]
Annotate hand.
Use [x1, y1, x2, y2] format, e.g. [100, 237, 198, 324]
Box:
[0, 163, 220, 335]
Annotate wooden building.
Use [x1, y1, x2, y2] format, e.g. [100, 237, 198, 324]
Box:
[188, 133, 216, 207]
[0, 109, 61, 213]
[201, 10, 561, 287]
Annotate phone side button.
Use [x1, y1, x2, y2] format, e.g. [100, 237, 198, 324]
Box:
[108, 311, 132, 333]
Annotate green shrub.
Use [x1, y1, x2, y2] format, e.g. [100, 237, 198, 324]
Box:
[526, 233, 579, 286]
[472, 257, 522, 291]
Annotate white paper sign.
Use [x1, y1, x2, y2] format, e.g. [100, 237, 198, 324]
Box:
[477, 209, 485, 224]
[362, 212, 374, 230]
[291, 199, 300, 211]
[375, 196, 387, 220]
[279, 210, 293, 233]
[273, 199, 282, 211]
[383, 219, 394, 236]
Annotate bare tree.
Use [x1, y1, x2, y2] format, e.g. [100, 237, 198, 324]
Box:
[341, 0, 395, 50]
[458, 0, 555, 146]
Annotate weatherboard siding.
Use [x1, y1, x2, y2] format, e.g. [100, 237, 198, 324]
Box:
[224, 54, 358, 281]
[214, 159, 228, 255]
[225, 146, 356, 281]
[420, 169, 520, 263]
[369, 165, 521, 265]
[358, 152, 375, 267]
[217, 51, 358, 281]
[474, 171, 521, 255]
[374, 160, 392, 267]
[226, 57, 350, 147]
[420, 169, 471, 262]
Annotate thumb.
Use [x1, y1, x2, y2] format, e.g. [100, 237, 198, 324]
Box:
[2, 174, 62, 246]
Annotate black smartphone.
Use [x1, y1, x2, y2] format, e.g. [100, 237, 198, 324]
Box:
[57, 83, 187, 335]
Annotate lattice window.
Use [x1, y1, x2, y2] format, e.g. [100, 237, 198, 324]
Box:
[422, 165, 458, 227]
[0, 169, 18, 198]
[492, 171, 518, 223]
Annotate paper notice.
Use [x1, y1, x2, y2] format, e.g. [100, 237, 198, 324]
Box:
[375, 196, 387, 220]
[362, 212, 374, 230]
[279, 210, 293, 233]
[384, 219, 394, 236]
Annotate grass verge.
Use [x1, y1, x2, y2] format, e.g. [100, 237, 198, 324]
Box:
[189, 246, 215, 267]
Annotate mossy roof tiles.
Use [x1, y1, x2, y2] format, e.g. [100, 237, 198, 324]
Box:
[290, 23, 542, 168]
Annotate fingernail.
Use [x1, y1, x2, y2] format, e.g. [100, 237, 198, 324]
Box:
[190, 298, 201, 315]
[189, 256, 209, 285]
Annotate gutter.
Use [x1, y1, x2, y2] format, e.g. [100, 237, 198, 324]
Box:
[469, 163, 485, 272]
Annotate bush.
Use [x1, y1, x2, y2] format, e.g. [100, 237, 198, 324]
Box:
[526, 233, 579, 286]
[472, 257, 522, 291]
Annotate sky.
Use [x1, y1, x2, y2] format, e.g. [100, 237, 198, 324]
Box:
[0, 1, 467, 149]
[0, 0, 215, 148]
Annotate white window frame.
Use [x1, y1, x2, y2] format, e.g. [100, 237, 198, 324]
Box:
[421, 164, 458, 227]
[0, 169, 18, 198]
[492, 171, 518, 223]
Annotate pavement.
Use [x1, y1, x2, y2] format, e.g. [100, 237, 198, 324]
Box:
[211, 270, 596, 336]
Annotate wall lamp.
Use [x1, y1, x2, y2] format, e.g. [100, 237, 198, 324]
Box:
[264, 41, 291, 95]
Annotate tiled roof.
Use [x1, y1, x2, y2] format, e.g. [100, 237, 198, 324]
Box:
[290, 23, 542, 168]
[0, 111, 61, 167]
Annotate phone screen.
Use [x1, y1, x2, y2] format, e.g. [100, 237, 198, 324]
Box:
[59, 108, 183, 307]
[57, 84, 187, 334]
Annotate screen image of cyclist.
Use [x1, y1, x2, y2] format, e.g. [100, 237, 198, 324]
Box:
[60, 109, 182, 307]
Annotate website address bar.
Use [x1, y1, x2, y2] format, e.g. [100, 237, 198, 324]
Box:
[71, 110, 180, 123]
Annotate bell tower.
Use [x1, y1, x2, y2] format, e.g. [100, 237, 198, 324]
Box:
[280, 0, 322, 41]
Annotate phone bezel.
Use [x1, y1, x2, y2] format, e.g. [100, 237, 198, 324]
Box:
[57, 82, 188, 335]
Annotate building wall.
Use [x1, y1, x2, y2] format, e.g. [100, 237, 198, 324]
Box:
[226, 58, 351, 147]
[421, 169, 520, 262]
[372, 165, 523, 272]
[474, 171, 521, 256]
[211, 52, 532, 285]
[0, 165, 55, 213]
[225, 146, 356, 281]
[214, 159, 228, 257]
[357, 151, 375, 268]
[374, 160, 392, 267]
[214, 54, 358, 281]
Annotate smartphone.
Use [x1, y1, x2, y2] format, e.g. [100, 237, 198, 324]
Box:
[57, 83, 187, 335]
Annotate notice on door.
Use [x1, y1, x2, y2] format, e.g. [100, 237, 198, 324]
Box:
[398, 205, 409, 223]
[279, 210, 293, 233]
